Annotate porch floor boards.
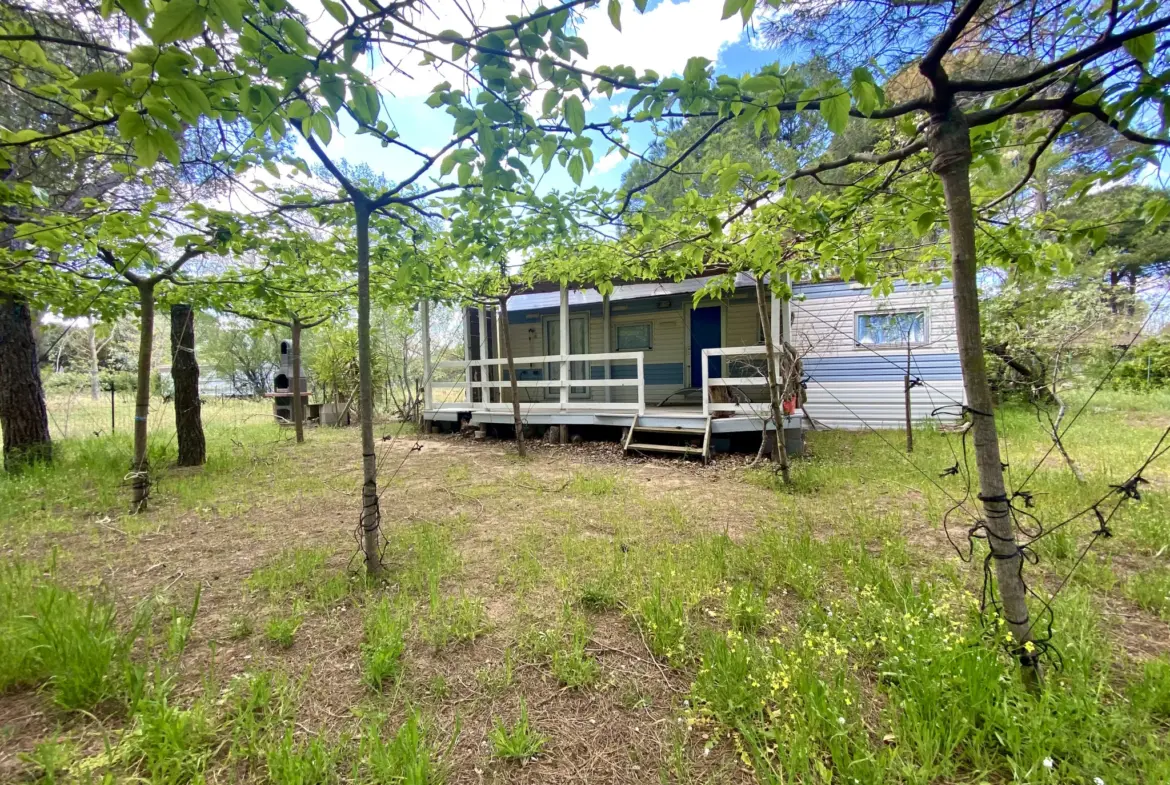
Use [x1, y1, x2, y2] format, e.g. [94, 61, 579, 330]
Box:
[423, 404, 798, 434]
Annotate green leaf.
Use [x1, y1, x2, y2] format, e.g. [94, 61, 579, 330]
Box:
[310, 112, 332, 144]
[852, 80, 878, 116]
[350, 83, 380, 124]
[683, 56, 710, 82]
[1124, 32, 1155, 64]
[264, 159, 280, 178]
[457, 162, 472, 185]
[283, 18, 311, 52]
[267, 53, 314, 81]
[117, 109, 147, 141]
[150, 0, 206, 45]
[718, 165, 740, 192]
[210, 0, 243, 30]
[192, 45, 218, 66]
[721, 0, 743, 19]
[119, 0, 149, 25]
[567, 154, 584, 185]
[71, 71, 124, 92]
[740, 74, 782, 93]
[320, 75, 346, 111]
[169, 80, 212, 121]
[607, 0, 621, 30]
[483, 100, 514, 123]
[819, 89, 849, 134]
[287, 99, 311, 119]
[739, 0, 755, 24]
[542, 89, 561, 117]
[634, 0, 647, 10]
[440, 153, 457, 176]
[564, 95, 585, 135]
[322, 0, 348, 24]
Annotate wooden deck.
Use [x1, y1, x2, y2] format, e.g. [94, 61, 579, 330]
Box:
[423, 404, 800, 434]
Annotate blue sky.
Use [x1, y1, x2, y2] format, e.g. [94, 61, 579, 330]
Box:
[295, 0, 793, 197]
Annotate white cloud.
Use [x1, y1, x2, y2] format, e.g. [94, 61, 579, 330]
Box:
[574, 0, 747, 78]
[593, 149, 628, 175]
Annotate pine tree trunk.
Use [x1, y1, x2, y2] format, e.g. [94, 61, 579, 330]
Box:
[89, 323, 100, 400]
[170, 303, 205, 467]
[355, 202, 382, 577]
[0, 292, 52, 470]
[497, 295, 526, 458]
[754, 278, 790, 483]
[131, 283, 155, 511]
[929, 107, 1039, 688]
[292, 316, 304, 444]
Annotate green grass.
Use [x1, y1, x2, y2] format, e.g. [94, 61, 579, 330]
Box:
[0, 556, 152, 711]
[264, 612, 303, 649]
[520, 608, 600, 688]
[488, 698, 547, 761]
[421, 592, 488, 649]
[361, 595, 409, 691]
[3, 390, 1170, 783]
[358, 711, 452, 784]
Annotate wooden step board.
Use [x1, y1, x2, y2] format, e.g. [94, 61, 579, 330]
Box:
[623, 415, 713, 463]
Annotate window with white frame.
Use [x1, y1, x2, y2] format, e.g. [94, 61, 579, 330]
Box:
[855, 310, 926, 346]
[615, 322, 652, 351]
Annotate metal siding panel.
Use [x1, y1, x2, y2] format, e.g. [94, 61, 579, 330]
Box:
[803, 353, 962, 382]
[801, 380, 966, 429]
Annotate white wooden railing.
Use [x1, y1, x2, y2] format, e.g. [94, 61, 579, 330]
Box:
[701, 346, 774, 417]
[429, 351, 646, 414]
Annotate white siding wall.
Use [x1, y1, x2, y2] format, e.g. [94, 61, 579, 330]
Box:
[789, 283, 965, 430]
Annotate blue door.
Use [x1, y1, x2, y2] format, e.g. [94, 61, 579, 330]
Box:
[690, 306, 721, 388]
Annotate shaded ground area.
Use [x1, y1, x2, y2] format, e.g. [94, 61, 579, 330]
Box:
[2, 393, 1170, 783]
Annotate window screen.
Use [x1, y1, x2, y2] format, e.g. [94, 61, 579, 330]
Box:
[855, 311, 925, 345]
[615, 323, 652, 351]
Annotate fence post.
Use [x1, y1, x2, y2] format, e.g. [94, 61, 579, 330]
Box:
[637, 352, 645, 414]
[701, 349, 710, 417]
[110, 383, 115, 432]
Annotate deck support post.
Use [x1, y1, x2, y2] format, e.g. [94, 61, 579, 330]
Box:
[463, 306, 473, 404]
[421, 299, 433, 412]
[478, 305, 490, 404]
[559, 284, 569, 412]
[602, 293, 611, 404]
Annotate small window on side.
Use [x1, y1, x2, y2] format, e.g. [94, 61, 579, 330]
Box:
[856, 310, 926, 346]
[615, 323, 652, 351]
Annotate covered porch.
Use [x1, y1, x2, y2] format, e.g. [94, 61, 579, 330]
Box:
[419, 276, 803, 454]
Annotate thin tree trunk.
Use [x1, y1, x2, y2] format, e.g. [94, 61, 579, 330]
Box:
[89, 323, 100, 400]
[754, 278, 790, 484]
[131, 282, 155, 511]
[905, 343, 914, 453]
[170, 303, 205, 467]
[929, 107, 1039, 689]
[355, 202, 382, 577]
[497, 294, 526, 458]
[0, 292, 52, 470]
[291, 316, 304, 444]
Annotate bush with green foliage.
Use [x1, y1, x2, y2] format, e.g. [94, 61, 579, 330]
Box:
[1111, 333, 1170, 390]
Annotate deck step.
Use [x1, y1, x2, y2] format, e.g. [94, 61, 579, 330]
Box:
[626, 442, 701, 455]
[631, 425, 706, 435]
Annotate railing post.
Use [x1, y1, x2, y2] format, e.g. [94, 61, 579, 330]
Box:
[559, 284, 569, 411]
[602, 292, 611, 404]
[701, 348, 710, 417]
[463, 306, 473, 404]
[636, 352, 645, 414]
[478, 305, 489, 404]
[421, 298, 432, 411]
